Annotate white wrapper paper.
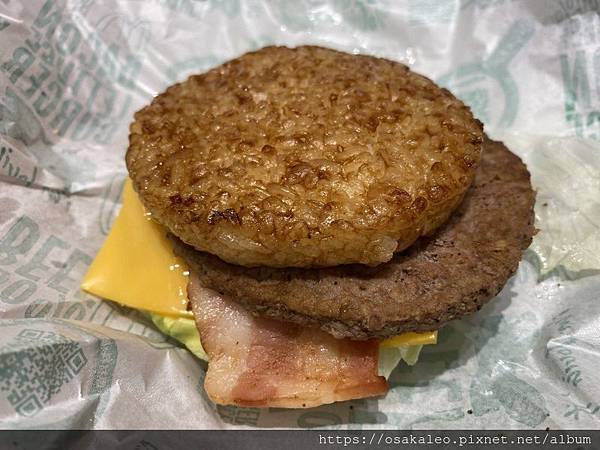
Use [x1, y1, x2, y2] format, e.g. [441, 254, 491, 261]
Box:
[1, 0, 599, 429]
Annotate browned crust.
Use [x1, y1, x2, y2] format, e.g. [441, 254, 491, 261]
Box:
[176, 137, 536, 340]
[128, 45, 483, 268]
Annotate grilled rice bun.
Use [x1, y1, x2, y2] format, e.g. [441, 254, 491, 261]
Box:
[174, 138, 536, 340]
[127, 45, 484, 268]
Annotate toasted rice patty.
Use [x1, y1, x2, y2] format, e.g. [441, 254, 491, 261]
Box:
[176, 138, 536, 340]
[127, 46, 483, 268]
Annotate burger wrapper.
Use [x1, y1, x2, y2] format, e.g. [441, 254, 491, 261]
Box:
[1, 0, 599, 429]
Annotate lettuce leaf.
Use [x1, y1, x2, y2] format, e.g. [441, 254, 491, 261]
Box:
[149, 313, 208, 361]
[499, 133, 600, 276]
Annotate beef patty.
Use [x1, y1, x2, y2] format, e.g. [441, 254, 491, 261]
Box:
[175, 137, 535, 340]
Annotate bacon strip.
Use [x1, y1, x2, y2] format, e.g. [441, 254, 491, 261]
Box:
[188, 274, 388, 408]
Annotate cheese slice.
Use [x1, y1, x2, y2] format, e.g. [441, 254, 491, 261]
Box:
[81, 179, 437, 354]
[380, 330, 437, 348]
[81, 179, 191, 317]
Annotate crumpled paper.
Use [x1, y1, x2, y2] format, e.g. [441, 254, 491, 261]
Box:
[1, 0, 599, 429]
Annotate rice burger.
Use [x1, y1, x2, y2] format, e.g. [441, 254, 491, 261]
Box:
[82, 46, 535, 408]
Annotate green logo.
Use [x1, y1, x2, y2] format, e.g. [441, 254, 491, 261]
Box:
[0, 319, 117, 428]
[0, 328, 87, 417]
[565, 400, 600, 421]
[0, 89, 97, 189]
[438, 19, 534, 128]
[555, 2, 600, 142]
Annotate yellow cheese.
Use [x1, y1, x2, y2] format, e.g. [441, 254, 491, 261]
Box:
[81, 179, 191, 317]
[81, 179, 437, 350]
[380, 330, 437, 348]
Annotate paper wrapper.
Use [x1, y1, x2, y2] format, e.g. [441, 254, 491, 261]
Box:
[1, 0, 599, 429]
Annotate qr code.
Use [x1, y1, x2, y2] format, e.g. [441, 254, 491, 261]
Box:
[0, 329, 88, 417]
